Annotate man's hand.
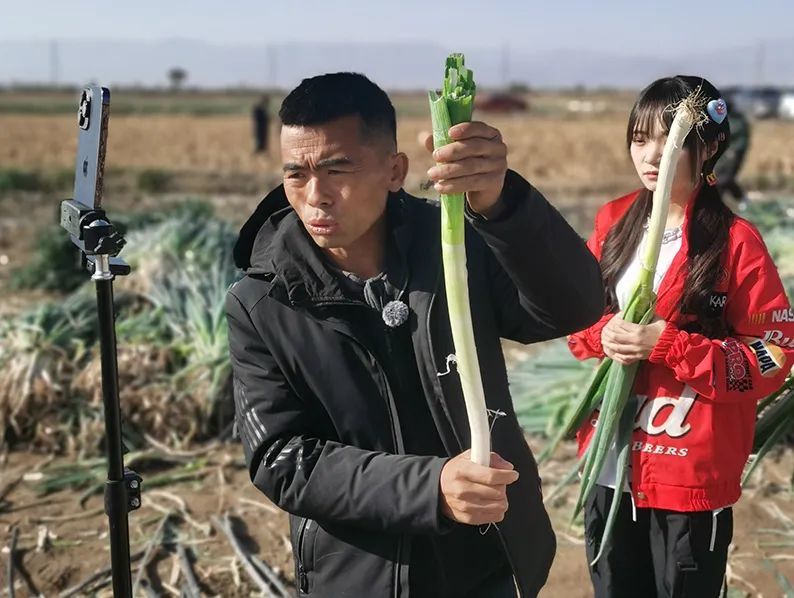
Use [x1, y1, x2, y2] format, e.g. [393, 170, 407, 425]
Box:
[439, 450, 519, 525]
[422, 122, 508, 217]
[601, 314, 667, 365]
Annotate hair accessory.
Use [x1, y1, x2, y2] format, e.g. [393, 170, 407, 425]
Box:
[706, 172, 718, 186]
[707, 98, 727, 124]
[718, 132, 727, 142]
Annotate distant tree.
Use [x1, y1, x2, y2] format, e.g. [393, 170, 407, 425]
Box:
[168, 67, 188, 91]
[507, 82, 530, 94]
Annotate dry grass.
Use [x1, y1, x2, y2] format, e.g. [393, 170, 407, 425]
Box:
[0, 337, 208, 456]
[2, 112, 793, 195]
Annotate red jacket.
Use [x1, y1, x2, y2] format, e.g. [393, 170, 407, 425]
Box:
[568, 190, 794, 512]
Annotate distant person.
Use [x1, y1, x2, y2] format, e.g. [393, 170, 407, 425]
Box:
[568, 75, 794, 598]
[252, 95, 270, 154]
[715, 99, 751, 208]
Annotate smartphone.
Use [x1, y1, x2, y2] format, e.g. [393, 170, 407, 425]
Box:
[61, 85, 111, 241]
[73, 85, 110, 210]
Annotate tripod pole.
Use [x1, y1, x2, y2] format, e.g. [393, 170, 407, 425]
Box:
[94, 254, 133, 597]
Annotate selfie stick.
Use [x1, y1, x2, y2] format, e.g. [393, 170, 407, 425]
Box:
[59, 86, 140, 598]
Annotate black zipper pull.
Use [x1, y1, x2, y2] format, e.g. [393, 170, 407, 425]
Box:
[299, 564, 309, 593]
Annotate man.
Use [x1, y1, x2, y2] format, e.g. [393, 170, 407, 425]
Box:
[252, 94, 271, 154]
[228, 72, 604, 598]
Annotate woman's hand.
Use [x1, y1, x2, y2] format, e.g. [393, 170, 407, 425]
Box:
[601, 314, 667, 365]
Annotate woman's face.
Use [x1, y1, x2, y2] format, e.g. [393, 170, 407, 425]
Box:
[630, 116, 700, 199]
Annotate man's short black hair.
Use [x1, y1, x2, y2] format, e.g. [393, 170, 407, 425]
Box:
[279, 72, 396, 146]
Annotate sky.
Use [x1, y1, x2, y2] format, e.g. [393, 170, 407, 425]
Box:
[2, 0, 791, 56]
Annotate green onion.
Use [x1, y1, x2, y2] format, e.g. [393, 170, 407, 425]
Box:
[537, 356, 612, 463]
[428, 54, 490, 465]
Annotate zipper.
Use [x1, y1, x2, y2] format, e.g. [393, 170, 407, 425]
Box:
[308, 298, 404, 598]
[309, 298, 402, 452]
[426, 261, 522, 595]
[425, 266, 464, 451]
[296, 517, 310, 594]
[493, 528, 522, 598]
[393, 535, 403, 598]
[339, 327, 404, 598]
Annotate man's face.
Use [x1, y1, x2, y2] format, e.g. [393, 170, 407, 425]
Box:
[280, 115, 405, 251]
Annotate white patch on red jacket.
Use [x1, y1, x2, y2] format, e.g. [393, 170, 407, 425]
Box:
[634, 384, 697, 438]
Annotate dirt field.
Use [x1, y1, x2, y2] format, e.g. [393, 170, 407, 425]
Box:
[5, 440, 794, 597]
[3, 91, 794, 596]
[2, 113, 794, 196]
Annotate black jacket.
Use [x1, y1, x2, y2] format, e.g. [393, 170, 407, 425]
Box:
[227, 171, 605, 597]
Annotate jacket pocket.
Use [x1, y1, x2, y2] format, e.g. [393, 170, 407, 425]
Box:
[294, 517, 319, 594]
[293, 521, 401, 597]
[671, 509, 733, 598]
[671, 523, 697, 598]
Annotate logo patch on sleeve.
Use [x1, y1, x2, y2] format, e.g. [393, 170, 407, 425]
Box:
[724, 339, 753, 391]
[742, 337, 787, 377]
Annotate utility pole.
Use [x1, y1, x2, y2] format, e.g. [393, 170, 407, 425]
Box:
[500, 42, 510, 88]
[754, 39, 765, 87]
[268, 45, 277, 88]
[50, 40, 60, 86]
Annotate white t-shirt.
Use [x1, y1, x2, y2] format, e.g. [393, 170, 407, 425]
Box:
[597, 226, 683, 491]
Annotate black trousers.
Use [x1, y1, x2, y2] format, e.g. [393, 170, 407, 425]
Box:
[584, 486, 732, 598]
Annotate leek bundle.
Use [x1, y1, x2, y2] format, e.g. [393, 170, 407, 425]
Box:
[429, 54, 490, 466]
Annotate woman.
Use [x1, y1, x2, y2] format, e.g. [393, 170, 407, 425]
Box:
[568, 75, 794, 598]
